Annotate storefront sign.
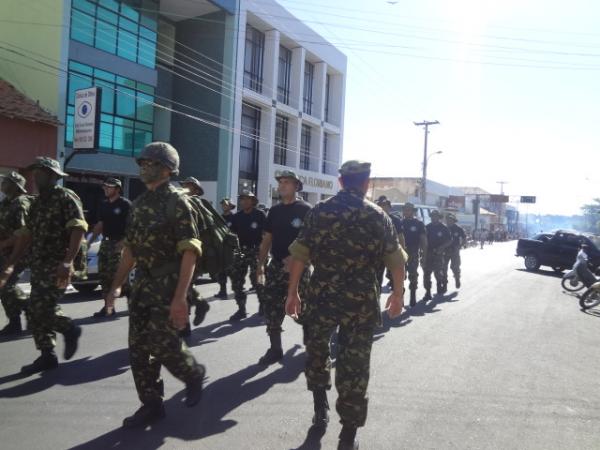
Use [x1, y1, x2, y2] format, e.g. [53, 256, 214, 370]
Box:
[447, 195, 466, 208]
[74, 87, 101, 150]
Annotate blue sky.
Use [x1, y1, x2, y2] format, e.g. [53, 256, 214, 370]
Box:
[274, 0, 600, 215]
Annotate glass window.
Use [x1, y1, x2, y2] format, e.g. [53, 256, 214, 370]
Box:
[96, 21, 117, 54]
[99, 121, 113, 149]
[94, 68, 115, 82]
[96, 80, 114, 113]
[303, 62, 314, 115]
[116, 87, 136, 117]
[274, 115, 288, 166]
[117, 29, 137, 61]
[67, 74, 92, 104]
[70, 0, 157, 67]
[71, 10, 95, 46]
[69, 60, 93, 75]
[277, 46, 292, 105]
[136, 93, 154, 122]
[300, 125, 311, 170]
[239, 103, 261, 182]
[243, 25, 265, 93]
[325, 74, 331, 122]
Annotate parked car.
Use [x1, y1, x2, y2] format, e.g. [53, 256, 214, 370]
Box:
[515, 230, 600, 272]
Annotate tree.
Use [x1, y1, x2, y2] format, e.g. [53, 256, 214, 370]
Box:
[580, 199, 600, 233]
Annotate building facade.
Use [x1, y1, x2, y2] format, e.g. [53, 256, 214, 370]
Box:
[0, 0, 346, 219]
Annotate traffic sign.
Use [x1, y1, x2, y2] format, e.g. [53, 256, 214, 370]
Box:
[520, 196, 536, 204]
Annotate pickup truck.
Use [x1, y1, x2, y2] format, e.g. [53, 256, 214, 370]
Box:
[515, 230, 600, 272]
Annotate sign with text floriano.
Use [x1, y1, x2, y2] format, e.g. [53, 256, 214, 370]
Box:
[520, 196, 537, 204]
[73, 87, 101, 150]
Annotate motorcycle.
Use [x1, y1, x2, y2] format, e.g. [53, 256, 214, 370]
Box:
[579, 281, 600, 310]
[562, 259, 597, 292]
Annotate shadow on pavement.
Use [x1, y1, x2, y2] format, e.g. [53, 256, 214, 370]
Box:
[188, 314, 264, 347]
[515, 268, 563, 279]
[0, 348, 129, 395]
[290, 425, 327, 450]
[581, 308, 600, 318]
[69, 345, 306, 449]
[73, 310, 129, 326]
[373, 292, 459, 341]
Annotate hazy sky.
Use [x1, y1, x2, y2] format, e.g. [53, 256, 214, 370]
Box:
[272, 0, 600, 216]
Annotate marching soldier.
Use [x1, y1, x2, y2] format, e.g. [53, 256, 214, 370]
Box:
[375, 195, 406, 290]
[0, 172, 31, 336]
[213, 198, 236, 299]
[229, 190, 266, 321]
[256, 170, 311, 365]
[286, 160, 406, 450]
[423, 210, 452, 300]
[399, 202, 427, 307]
[180, 177, 210, 328]
[90, 177, 131, 319]
[0, 157, 86, 374]
[104, 142, 205, 428]
[444, 213, 466, 289]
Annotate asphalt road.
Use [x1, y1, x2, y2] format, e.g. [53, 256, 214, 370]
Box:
[1, 241, 599, 450]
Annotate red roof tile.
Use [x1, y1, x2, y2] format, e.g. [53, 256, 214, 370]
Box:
[0, 79, 59, 126]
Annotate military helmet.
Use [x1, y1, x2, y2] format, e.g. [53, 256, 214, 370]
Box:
[239, 189, 259, 205]
[338, 160, 371, 176]
[136, 142, 180, 175]
[26, 157, 68, 178]
[0, 171, 27, 193]
[180, 176, 204, 195]
[220, 197, 236, 209]
[275, 170, 303, 192]
[103, 177, 122, 189]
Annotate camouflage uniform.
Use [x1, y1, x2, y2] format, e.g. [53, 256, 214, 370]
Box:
[423, 219, 452, 295]
[125, 182, 204, 405]
[98, 239, 121, 294]
[289, 182, 406, 428]
[183, 193, 209, 314]
[0, 192, 31, 321]
[19, 185, 87, 351]
[444, 222, 466, 287]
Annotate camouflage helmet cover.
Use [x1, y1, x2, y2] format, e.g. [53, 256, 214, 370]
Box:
[136, 141, 180, 175]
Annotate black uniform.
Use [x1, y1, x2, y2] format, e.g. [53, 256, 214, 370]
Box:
[423, 221, 451, 295]
[400, 217, 427, 304]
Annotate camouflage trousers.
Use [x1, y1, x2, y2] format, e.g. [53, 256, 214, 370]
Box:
[0, 267, 27, 319]
[230, 246, 259, 307]
[128, 273, 203, 405]
[303, 292, 378, 428]
[263, 259, 309, 335]
[443, 247, 461, 284]
[29, 274, 73, 351]
[405, 248, 420, 292]
[423, 250, 446, 292]
[98, 239, 122, 295]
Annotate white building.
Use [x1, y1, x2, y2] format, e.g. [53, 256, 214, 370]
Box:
[231, 0, 347, 206]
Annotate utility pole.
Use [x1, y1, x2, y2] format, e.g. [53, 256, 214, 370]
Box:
[414, 120, 439, 205]
[496, 181, 508, 195]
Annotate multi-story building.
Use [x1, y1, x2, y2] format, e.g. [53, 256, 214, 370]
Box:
[0, 0, 346, 220]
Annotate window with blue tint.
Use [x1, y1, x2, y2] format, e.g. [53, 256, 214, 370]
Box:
[96, 21, 117, 53]
[71, 10, 94, 45]
[70, 0, 157, 68]
[65, 60, 154, 156]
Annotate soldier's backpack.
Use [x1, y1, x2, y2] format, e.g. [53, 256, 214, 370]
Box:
[166, 192, 239, 277]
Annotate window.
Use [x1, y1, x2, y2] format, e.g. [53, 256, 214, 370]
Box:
[325, 74, 331, 122]
[65, 60, 154, 157]
[243, 25, 265, 93]
[240, 103, 261, 183]
[303, 62, 314, 115]
[274, 115, 289, 166]
[70, 0, 158, 68]
[277, 46, 292, 104]
[322, 133, 336, 175]
[300, 125, 311, 170]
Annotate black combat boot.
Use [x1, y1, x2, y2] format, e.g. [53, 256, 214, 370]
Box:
[258, 332, 284, 365]
[193, 301, 210, 326]
[62, 325, 82, 360]
[423, 290, 432, 302]
[338, 426, 359, 450]
[122, 400, 166, 429]
[409, 290, 417, 307]
[179, 321, 192, 339]
[21, 349, 58, 375]
[185, 364, 206, 407]
[0, 316, 22, 337]
[213, 281, 228, 299]
[229, 305, 247, 322]
[455, 278, 461, 289]
[312, 389, 330, 428]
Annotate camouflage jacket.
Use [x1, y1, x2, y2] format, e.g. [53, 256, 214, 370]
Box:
[289, 187, 407, 303]
[19, 185, 88, 276]
[124, 182, 202, 274]
[0, 194, 32, 262]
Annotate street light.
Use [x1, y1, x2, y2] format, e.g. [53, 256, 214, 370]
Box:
[421, 150, 443, 205]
